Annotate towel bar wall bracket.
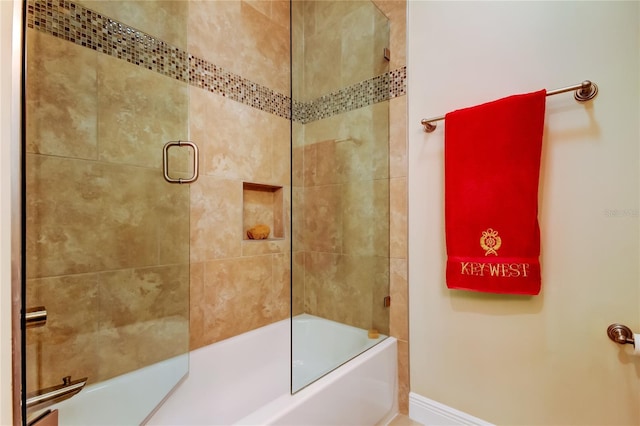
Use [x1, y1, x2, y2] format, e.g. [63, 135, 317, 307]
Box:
[607, 323, 635, 346]
[420, 80, 599, 133]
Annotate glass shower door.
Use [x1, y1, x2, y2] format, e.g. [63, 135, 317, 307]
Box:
[291, 0, 391, 392]
[23, 1, 191, 424]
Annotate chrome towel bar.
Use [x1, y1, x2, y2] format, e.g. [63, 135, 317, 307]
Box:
[26, 376, 88, 410]
[421, 80, 598, 133]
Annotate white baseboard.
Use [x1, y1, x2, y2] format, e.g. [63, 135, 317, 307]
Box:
[408, 392, 494, 426]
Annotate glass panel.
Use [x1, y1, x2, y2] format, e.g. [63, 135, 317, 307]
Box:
[23, 1, 190, 424]
[291, 0, 391, 393]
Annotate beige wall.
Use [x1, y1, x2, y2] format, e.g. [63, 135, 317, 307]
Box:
[408, 2, 639, 424]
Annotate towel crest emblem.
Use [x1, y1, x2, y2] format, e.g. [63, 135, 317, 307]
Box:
[480, 228, 501, 256]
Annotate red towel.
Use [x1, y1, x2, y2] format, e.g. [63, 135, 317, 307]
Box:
[444, 90, 546, 295]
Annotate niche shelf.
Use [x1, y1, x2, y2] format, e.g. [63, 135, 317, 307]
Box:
[242, 182, 284, 241]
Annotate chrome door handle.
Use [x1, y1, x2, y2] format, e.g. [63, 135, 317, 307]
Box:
[163, 141, 199, 184]
[607, 323, 635, 346]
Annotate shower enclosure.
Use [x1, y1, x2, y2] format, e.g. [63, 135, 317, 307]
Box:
[19, 0, 392, 422]
[23, 1, 190, 424]
[290, 0, 391, 392]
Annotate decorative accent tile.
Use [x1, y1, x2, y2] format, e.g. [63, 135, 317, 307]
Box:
[390, 66, 408, 98]
[189, 56, 290, 119]
[26, 0, 190, 82]
[297, 73, 390, 124]
[294, 67, 406, 124]
[26, 0, 407, 124]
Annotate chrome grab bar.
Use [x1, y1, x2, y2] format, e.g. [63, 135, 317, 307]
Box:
[26, 376, 88, 410]
[163, 140, 199, 184]
[25, 306, 47, 328]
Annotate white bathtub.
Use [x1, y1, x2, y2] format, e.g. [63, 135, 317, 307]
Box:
[292, 314, 388, 392]
[39, 354, 188, 425]
[149, 314, 398, 425]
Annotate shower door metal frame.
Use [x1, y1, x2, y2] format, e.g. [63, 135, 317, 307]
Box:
[9, 0, 26, 424]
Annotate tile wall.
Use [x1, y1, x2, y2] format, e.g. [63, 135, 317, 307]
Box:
[372, 0, 409, 414]
[25, 0, 408, 414]
[292, 0, 408, 412]
[24, 21, 191, 390]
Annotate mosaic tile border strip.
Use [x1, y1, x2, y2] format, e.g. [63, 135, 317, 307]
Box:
[189, 57, 290, 118]
[26, 0, 407, 123]
[26, 0, 191, 82]
[296, 67, 407, 124]
[26, 0, 291, 119]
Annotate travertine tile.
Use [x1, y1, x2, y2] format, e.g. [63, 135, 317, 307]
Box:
[189, 0, 289, 95]
[292, 145, 305, 188]
[26, 154, 180, 278]
[189, 87, 280, 183]
[97, 314, 188, 380]
[26, 30, 98, 160]
[189, 175, 242, 263]
[390, 177, 408, 259]
[273, 122, 293, 186]
[200, 255, 287, 345]
[97, 54, 189, 169]
[272, 252, 292, 316]
[189, 262, 205, 350]
[292, 186, 305, 251]
[302, 29, 342, 100]
[342, 179, 389, 257]
[242, 239, 288, 256]
[373, 6, 391, 78]
[243, 186, 278, 239]
[398, 339, 410, 414]
[371, 256, 391, 335]
[341, 2, 377, 88]
[157, 183, 191, 265]
[242, 0, 271, 18]
[303, 103, 389, 182]
[271, 0, 290, 30]
[303, 140, 343, 187]
[302, 185, 343, 253]
[371, 100, 391, 179]
[304, 252, 375, 330]
[390, 96, 408, 179]
[95, 267, 188, 380]
[98, 265, 189, 328]
[75, 0, 189, 50]
[390, 258, 408, 341]
[25, 274, 100, 389]
[371, 0, 407, 69]
[292, 252, 305, 316]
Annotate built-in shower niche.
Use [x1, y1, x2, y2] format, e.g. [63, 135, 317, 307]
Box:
[242, 182, 284, 241]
